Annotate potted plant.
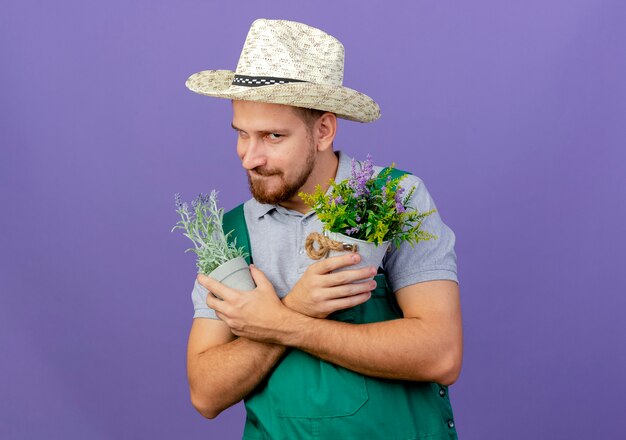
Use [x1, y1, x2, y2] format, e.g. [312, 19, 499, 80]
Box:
[171, 191, 255, 298]
[298, 154, 438, 278]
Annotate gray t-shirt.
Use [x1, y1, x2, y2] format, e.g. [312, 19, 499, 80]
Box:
[191, 151, 458, 319]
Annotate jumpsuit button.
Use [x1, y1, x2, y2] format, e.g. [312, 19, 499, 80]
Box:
[439, 388, 446, 397]
[447, 419, 455, 429]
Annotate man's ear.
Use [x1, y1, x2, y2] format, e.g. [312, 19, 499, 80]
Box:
[315, 112, 337, 152]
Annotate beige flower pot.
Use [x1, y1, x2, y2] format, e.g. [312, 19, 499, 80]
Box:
[193, 256, 256, 301]
[208, 256, 256, 290]
[326, 231, 390, 281]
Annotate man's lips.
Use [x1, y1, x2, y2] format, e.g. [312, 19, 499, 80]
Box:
[250, 169, 281, 178]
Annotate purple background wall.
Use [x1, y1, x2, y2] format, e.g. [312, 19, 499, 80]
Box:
[1, 0, 625, 439]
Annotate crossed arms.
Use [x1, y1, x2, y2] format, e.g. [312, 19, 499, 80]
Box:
[186, 253, 463, 419]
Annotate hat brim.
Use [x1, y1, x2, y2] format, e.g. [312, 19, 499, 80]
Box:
[185, 70, 380, 123]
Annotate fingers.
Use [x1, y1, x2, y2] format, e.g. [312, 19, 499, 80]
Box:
[249, 264, 269, 289]
[326, 291, 372, 313]
[324, 279, 377, 301]
[205, 289, 225, 313]
[323, 266, 378, 287]
[196, 273, 235, 302]
[312, 253, 361, 275]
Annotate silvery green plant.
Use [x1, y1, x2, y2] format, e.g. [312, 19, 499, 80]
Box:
[171, 191, 248, 275]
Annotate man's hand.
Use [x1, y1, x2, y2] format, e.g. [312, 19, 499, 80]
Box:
[282, 253, 378, 318]
[199, 265, 297, 343]
[188, 267, 289, 418]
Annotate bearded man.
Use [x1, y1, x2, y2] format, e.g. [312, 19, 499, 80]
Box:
[185, 19, 463, 440]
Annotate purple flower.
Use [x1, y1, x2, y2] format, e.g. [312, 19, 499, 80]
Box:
[394, 186, 405, 204]
[174, 193, 183, 209]
[394, 186, 407, 213]
[345, 226, 360, 236]
[355, 182, 370, 197]
[348, 154, 375, 197]
[382, 176, 392, 197]
[356, 216, 361, 222]
[333, 195, 344, 205]
[362, 154, 374, 179]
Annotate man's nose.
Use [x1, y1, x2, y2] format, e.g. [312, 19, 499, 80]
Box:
[241, 137, 267, 170]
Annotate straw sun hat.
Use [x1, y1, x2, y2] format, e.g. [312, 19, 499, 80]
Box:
[185, 18, 380, 123]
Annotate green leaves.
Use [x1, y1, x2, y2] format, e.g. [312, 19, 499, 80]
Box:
[298, 158, 438, 248]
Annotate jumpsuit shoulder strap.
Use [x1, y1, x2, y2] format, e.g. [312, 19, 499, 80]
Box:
[222, 203, 253, 265]
[379, 165, 412, 180]
[375, 166, 413, 318]
[375, 165, 412, 276]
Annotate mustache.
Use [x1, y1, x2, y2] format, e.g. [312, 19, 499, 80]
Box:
[250, 167, 282, 177]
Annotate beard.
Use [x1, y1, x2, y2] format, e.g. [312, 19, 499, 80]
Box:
[247, 146, 316, 205]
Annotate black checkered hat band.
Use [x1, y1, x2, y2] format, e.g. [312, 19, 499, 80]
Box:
[232, 74, 307, 87]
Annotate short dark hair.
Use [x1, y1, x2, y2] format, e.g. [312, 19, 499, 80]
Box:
[291, 106, 327, 128]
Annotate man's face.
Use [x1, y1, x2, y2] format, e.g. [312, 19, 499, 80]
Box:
[231, 100, 317, 205]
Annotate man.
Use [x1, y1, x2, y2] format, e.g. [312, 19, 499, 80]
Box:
[185, 19, 463, 439]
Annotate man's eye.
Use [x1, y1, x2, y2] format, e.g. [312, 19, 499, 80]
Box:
[267, 133, 283, 140]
